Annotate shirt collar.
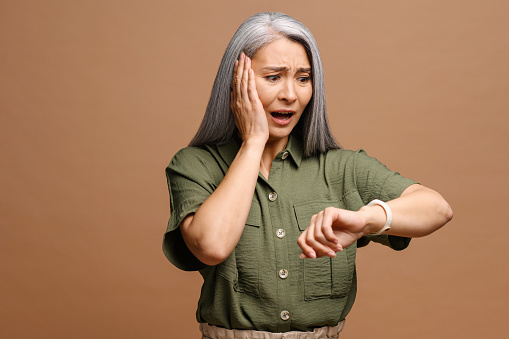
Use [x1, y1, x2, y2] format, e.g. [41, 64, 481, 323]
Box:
[216, 134, 304, 168]
[216, 138, 241, 168]
[285, 134, 303, 167]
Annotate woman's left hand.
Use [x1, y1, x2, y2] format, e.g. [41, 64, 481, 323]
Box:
[297, 185, 453, 259]
[297, 207, 370, 259]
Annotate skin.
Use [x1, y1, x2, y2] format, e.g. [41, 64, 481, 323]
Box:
[297, 184, 453, 259]
[233, 38, 313, 177]
[179, 38, 453, 266]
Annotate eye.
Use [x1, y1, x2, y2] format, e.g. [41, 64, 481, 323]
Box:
[265, 75, 280, 82]
[297, 76, 311, 84]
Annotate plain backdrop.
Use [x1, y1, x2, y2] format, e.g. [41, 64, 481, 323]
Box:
[1, 0, 508, 338]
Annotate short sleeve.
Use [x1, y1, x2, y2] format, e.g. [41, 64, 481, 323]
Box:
[357, 233, 411, 251]
[162, 147, 223, 271]
[353, 150, 418, 251]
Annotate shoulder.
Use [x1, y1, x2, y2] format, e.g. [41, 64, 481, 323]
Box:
[322, 148, 372, 169]
[325, 148, 390, 167]
[320, 148, 396, 186]
[324, 148, 370, 158]
[167, 146, 219, 172]
[170, 146, 216, 164]
[166, 145, 227, 185]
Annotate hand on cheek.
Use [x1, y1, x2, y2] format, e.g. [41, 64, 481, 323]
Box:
[230, 53, 269, 144]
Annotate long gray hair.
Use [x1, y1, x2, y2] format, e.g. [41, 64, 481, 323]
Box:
[189, 12, 340, 156]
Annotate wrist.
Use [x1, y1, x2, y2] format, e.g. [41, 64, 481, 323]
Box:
[242, 136, 267, 149]
[238, 138, 266, 162]
[359, 203, 389, 236]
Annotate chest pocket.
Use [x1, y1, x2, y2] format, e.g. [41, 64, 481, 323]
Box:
[294, 201, 357, 300]
[216, 201, 262, 296]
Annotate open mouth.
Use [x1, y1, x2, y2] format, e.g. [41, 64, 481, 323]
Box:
[270, 111, 295, 125]
[270, 112, 294, 120]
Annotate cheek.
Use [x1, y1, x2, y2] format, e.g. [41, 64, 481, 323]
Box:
[254, 83, 276, 109]
[299, 87, 313, 107]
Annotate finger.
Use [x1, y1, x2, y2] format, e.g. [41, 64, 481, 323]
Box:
[297, 229, 316, 259]
[305, 219, 336, 258]
[312, 212, 338, 257]
[240, 55, 250, 101]
[332, 232, 356, 252]
[322, 208, 340, 246]
[247, 68, 258, 104]
[299, 251, 315, 259]
[234, 53, 245, 99]
[231, 60, 239, 103]
[313, 212, 329, 246]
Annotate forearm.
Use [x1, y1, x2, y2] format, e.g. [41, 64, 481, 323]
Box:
[181, 138, 265, 265]
[297, 184, 453, 259]
[360, 184, 453, 238]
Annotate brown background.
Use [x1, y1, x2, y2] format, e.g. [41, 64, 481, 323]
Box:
[1, 0, 508, 338]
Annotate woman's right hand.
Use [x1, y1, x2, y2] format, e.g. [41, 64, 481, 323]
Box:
[230, 52, 269, 144]
[179, 53, 269, 266]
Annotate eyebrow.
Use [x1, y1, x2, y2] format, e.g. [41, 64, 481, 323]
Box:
[262, 66, 312, 72]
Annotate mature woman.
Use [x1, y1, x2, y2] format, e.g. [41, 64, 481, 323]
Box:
[163, 12, 452, 338]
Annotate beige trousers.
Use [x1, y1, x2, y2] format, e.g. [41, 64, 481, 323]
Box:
[200, 321, 345, 339]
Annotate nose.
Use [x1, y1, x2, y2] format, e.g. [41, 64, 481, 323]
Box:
[278, 78, 297, 103]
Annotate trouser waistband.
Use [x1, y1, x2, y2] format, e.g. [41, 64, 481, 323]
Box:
[200, 320, 345, 339]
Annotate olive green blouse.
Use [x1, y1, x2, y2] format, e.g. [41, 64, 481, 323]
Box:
[163, 135, 416, 333]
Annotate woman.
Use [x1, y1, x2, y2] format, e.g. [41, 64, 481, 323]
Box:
[163, 12, 452, 338]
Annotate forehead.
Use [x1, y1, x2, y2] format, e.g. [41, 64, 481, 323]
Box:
[251, 38, 310, 68]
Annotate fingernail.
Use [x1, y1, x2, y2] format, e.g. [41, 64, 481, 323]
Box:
[328, 251, 336, 257]
[299, 253, 306, 259]
[234, 60, 238, 67]
[309, 252, 316, 259]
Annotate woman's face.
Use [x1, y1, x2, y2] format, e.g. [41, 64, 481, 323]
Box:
[250, 38, 313, 142]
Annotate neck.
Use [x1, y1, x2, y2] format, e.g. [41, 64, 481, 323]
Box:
[259, 136, 289, 179]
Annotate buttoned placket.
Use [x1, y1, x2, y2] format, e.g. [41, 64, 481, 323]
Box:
[267, 150, 292, 331]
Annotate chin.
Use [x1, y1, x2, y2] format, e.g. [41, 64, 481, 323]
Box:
[267, 127, 293, 142]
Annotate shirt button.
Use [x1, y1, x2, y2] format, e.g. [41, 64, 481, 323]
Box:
[268, 192, 277, 201]
[281, 151, 289, 160]
[280, 310, 290, 321]
[276, 229, 286, 239]
[279, 269, 288, 279]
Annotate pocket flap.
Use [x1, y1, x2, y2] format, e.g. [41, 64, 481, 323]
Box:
[245, 201, 262, 227]
[294, 201, 337, 231]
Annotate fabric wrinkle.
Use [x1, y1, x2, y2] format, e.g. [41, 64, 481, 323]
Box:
[200, 321, 344, 338]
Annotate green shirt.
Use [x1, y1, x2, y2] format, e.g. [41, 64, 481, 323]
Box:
[163, 135, 416, 333]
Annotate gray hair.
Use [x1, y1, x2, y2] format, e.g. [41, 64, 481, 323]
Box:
[189, 12, 340, 156]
